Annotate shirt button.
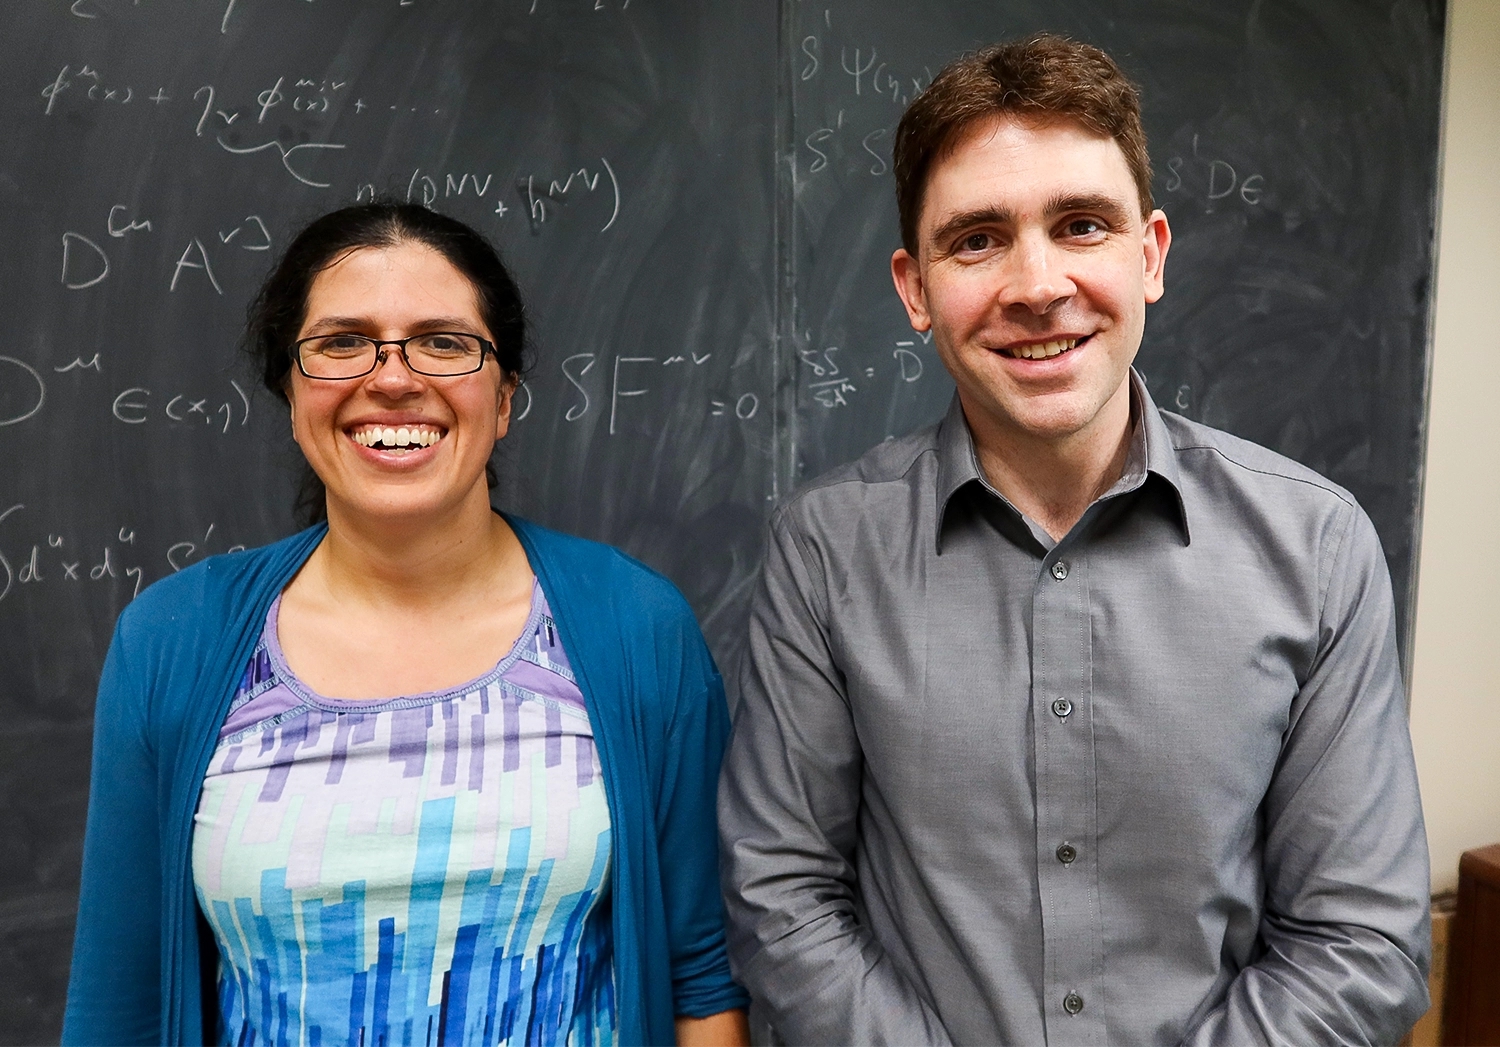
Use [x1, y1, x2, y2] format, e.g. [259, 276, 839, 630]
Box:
[1051, 697, 1073, 718]
[1051, 561, 1070, 580]
[1056, 843, 1077, 864]
[1063, 992, 1085, 1015]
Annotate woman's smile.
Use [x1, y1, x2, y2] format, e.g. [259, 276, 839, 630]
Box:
[286, 241, 511, 522]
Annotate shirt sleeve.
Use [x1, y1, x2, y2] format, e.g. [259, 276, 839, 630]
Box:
[654, 648, 751, 1020]
[61, 617, 165, 1046]
[718, 510, 953, 1045]
[1181, 503, 1431, 1046]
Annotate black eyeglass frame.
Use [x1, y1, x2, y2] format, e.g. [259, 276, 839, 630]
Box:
[290, 332, 498, 380]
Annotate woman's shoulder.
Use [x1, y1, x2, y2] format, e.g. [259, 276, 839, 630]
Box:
[509, 517, 719, 695]
[508, 516, 695, 623]
[114, 526, 323, 650]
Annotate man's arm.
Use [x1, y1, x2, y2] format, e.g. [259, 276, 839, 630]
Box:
[718, 512, 952, 1045]
[1182, 505, 1430, 1045]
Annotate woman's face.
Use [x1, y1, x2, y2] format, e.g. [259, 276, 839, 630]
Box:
[286, 241, 513, 526]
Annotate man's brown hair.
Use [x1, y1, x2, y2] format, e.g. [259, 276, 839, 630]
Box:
[893, 33, 1153, 254]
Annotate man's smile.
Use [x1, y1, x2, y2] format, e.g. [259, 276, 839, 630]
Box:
[994, 334, 1091, 360]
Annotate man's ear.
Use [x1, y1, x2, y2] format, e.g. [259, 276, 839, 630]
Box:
[891, 248, 933, 333]
[1142, 209, 1171, 304]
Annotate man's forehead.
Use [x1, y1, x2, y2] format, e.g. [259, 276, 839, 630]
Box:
[921, 114, 1137, 217]
[935, 111, 1126, 173]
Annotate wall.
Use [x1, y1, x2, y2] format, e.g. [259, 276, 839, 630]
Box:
[1409, 0, 1500, 896]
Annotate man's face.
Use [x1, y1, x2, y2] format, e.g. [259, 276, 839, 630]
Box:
[892, 114, 1170, 452]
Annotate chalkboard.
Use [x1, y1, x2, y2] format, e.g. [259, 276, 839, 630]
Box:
[0, 0, 1444, 1040]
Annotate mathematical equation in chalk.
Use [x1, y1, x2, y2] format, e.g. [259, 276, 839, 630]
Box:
[1162, 134, 1269, 210]
[0, 353, 251, 435]
[795, 8, 933, 180]
[64, 0, 634, 32]
[36, 59, 630, 217]
[797, 330, 933, 408]
[797, 9, 933, 108]
[0, 506, 245, 606]
[60, 205, 271, 297]
[541, 350, 761, 434]
[361, 158, 622, 234]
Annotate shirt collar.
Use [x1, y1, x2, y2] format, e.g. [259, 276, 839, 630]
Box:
[934, 368, 1191, 553]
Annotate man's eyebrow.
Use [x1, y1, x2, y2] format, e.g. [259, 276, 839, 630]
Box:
[927, 206, 1014, 252]
[1044, 192, 1134, 226]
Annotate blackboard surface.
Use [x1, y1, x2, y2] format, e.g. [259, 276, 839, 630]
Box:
[0, 0, 1443, 1039]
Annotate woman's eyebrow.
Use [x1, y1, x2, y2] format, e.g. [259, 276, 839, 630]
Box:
[301, 315, 479, 334]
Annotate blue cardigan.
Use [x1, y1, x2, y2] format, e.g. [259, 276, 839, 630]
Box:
[62, 517, 747, 1046]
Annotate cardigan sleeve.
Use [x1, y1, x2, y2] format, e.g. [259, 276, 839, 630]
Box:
[653, 666, 750, 1020]
[62, 615, 167, 1046]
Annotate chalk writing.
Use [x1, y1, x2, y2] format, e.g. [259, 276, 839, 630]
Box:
[799, 346, 841, 377]
[0, 510, 248, 606]
[511, 382, 532, 423]
[218, 215, 272, 251]
[1164, 136, 1266, 208]
[562, 353, 596, 422]
[0, 507, 146, 603]
[169, 239, 223, 294]
[0, 358, 46, 427]
[892, 344, 923, 382]
[610, 356, 655, 435]
[107, 205, 152, 238]
[112, 380, 250, 433]
[216, 137, 346, 189]
[41, 65, 140, 114]
[54, 355, 103, 374]
[520, 158, 621, 234]
[710, 393, 761, 419]
[809, 376, 857, 407]
[60, 232, 110, 290]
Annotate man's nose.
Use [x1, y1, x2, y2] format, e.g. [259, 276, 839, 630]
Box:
[1002, 232, 1075, 314]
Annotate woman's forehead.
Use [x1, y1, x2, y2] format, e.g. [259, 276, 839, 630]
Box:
[305, 242, 485, 324]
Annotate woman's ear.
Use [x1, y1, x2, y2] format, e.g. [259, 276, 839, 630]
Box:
[494, 375, 517, 441]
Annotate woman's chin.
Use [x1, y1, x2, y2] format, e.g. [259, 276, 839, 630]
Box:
[323, 479, 490, 530]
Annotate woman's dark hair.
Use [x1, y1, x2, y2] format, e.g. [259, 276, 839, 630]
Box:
[246, 202, 528, 524]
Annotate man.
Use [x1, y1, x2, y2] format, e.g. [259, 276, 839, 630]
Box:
[719, 34, 1430, 1045]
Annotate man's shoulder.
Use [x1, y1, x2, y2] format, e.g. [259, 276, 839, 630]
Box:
[772, 423, 941, 533]
[1159, 409, 1359, 513]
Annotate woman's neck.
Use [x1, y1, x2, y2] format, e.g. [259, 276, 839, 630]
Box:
[310, 483, 524, 611]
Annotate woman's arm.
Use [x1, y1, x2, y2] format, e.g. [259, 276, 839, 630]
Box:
[62, 622, 166, 1045]
[652, 661, 751, 1028]
[676, 1008, 750, 1046]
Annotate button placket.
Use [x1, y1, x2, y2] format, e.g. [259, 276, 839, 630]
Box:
[1033, 547, 1103, 1044]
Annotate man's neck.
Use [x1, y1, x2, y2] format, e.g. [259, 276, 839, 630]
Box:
[967, 382, 1135, 543]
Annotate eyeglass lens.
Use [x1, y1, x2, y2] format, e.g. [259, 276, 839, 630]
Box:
[297, 334, 486, 378]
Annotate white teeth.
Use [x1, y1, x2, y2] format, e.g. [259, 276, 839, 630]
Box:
[351, 425, 443, 449]
[1009, 338, 1079, 359]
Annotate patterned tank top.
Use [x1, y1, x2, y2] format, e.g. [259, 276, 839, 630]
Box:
[191, 583, 616, 1047]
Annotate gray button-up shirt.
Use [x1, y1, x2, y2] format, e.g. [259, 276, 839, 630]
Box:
[719, 374, 1429, 1045]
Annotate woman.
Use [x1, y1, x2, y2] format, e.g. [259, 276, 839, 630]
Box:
[62, 203, 749, 1046]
